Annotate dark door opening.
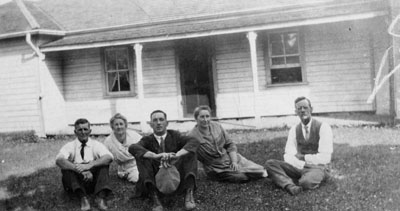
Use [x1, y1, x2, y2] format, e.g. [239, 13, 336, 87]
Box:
[177, 38, 215, 117]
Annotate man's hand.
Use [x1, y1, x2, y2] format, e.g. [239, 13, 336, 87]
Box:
[295, 153, 305, 161]
[82, 171, 93, 182]
[75, 162, 93, 173]
[230, 162, 239, 171]
[159, 152, 176, 168]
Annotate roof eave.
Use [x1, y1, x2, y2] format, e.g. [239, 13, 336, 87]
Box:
[40, 11, 387, 53]
[0, 29, 66, 40]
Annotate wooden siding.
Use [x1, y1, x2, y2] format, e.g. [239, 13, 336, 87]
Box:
[41, 51, 68, 134]
[214, 19, 383, 118]
[0, 38, 42, 133]
[143, 45, 179, 98]
[61, 44, 181, 125]
[63, 48, 103, 100]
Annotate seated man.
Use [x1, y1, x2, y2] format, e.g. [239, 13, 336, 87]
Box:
[265, 96, 333, 195]
[56, 118, 113, 211]
[129, 110, 199, 211]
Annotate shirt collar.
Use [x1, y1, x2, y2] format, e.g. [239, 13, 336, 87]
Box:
[154, 133, 167, 142]
[302, 118, 312, 129]
[75, 138, 93, 147]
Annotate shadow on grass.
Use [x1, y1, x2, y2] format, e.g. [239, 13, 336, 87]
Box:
[1, 136, 400, 211]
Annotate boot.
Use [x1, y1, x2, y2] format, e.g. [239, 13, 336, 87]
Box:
[80, 196, 91, 211]
[184, 188, 196, 210]
[95, 196, 108, 210]
[151, 191, 163, 211]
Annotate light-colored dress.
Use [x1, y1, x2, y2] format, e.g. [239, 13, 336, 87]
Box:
[188, 121, 267, 178]
[104, 130, 141, 182]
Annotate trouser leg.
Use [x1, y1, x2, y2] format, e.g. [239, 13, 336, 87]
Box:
[299, 165, 328, 190]
[265, 159, 302, 188]
[175, 152, 198, 192]
[91, 165, 111, 196]
[135, 157, 159, 197]
[61, 170, 86, 195]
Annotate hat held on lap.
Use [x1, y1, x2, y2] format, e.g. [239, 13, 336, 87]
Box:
[155, 166, 180, 194]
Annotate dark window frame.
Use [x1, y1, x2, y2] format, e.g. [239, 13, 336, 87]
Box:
[264, 29, 307, 86]
[102, 46, 136, 97]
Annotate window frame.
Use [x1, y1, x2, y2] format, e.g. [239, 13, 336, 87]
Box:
[102, 46, 136, 97]
[264, 28, 307, 87]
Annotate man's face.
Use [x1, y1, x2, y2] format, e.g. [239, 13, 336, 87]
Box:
[74, 123, 91, 142]
[150, 112, 168, 136]
[295, 99, 312, 125]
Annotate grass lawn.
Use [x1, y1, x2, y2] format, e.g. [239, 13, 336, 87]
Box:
[1, 127, 400, 211]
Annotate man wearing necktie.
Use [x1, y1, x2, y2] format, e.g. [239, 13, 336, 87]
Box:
[129, 110, 199, 211]
[56, 118, 114, 210]
[265, 97, 333, 195]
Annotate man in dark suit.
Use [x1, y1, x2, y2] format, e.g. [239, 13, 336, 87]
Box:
[129, 110, 199, 211]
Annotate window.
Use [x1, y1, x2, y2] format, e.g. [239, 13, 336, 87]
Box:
[266, 31, 305, 85]
[104, 47, 135, 96]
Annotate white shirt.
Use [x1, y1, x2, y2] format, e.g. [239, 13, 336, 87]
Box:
[154, 133, 167, 146]
[56, 138, 113, 164]
[283, 119, 333, 169]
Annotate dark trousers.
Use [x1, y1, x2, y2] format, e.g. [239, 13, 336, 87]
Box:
[61, 165, 111, 197]
[134, 153, 197, 197]
[265, 159, 329, 190]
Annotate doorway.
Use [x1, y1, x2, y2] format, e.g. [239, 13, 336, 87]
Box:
[177, 38, 215, 117]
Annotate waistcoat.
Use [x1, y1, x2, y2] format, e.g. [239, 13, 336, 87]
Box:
[295, 119, 322, 155]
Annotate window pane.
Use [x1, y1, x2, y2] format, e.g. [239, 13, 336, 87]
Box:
[106, 50, 116, 70]
[119, 71, 130, 91]
[108, 72, 119, 92]
[286, 56, 300, 64]
[271, 67, 302, 84]
[116, 49, 129, 70]
[285, 33, 299, 54]
[270, 34, 284, 55]
[271, 57, 285, 65]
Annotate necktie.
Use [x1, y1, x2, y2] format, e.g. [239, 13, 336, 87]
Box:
[160, 136, 165, 152]
[80, 142, 86, 160]
[304, 126, 310, 140]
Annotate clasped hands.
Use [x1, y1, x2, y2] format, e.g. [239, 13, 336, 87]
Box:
[158, 152, 178, 168]
[75, 162, 94, 182]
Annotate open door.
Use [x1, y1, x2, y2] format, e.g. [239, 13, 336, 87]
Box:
[177, 38, 215, 117]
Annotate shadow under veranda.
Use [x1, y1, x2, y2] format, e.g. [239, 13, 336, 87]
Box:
[1, 137, 400, 211]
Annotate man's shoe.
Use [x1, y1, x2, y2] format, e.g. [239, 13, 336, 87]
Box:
[285, 184, 302, 196]
[80, 196, 91, 211]
[95, 197, 108, 211]
[151, 192, 163, 211]
[184, 188, 196, 210]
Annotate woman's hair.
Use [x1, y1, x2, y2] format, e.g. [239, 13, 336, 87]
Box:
[109, 113, 128, 128]
[193, 105, 212, 119]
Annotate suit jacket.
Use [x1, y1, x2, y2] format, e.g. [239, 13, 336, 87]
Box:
[129, 130, 199, 158]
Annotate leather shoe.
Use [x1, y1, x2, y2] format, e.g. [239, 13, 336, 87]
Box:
[95, 197, 108, 210]
[151, 192, 163, 211]
[184, 188, 196, 210]
[285, 184, 302, 196]
[80, 196, 91, 211]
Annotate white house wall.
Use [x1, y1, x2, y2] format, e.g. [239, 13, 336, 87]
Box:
[215, 19, 382, 118]
[0, 38, 42, 134]
[61, 45, 181, 128]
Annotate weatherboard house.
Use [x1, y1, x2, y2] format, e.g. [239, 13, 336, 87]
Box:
[0, 0, 398, 136]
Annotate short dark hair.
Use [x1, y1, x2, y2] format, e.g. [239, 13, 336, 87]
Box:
[74, 118, 90, 128]
[109, 113, 128, 127]
[150, 110, 167, 120]
[294, 96, 312, 107]
[193, 105, 212, 119]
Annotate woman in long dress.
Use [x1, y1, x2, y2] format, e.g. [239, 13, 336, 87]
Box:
[187, 105, 267, 183]
[104, 113, 142, 183]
